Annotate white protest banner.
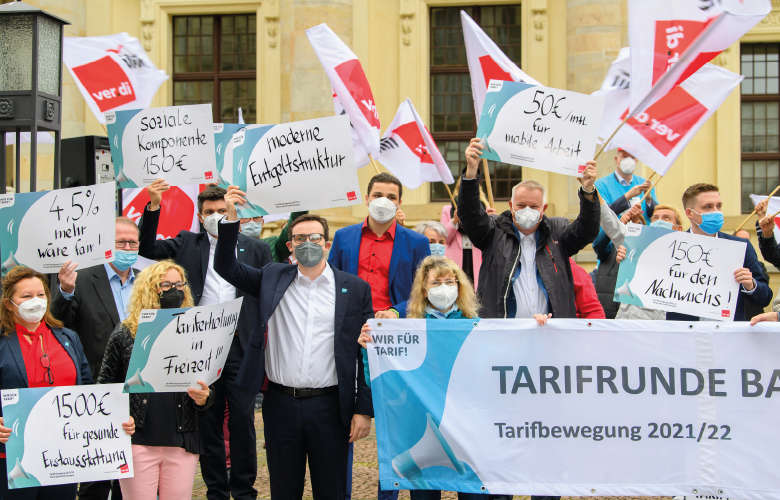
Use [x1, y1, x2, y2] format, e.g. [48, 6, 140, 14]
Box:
[229, 115, 362, 217]
[475, 80, 605, 177]
[461, 10, 541, 122]
[64, 33, 168, 125]
[0, 183, 116, 275]
[124, 298, 243, 393]
[105, 104, 216, 188]
[1, 384, 132, 488]
[614, 223, 745, 320]
[369, 318, 780, 499]
[628, 0, 770, 115]
[750, 194, 780, 244]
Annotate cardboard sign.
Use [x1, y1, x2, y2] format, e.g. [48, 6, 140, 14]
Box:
[614, 224, 746, 320]
[475, 80, 605, 176]
[230, 115, 362, 217]
[105, 104, 216, 188]
[0, 183, 116, 275]
[1, 384, 133, 488]
[124, 298, 243, 393]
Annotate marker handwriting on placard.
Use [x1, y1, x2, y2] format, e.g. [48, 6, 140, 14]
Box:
[52, 392, 112, 418]
[43, 190, 103, 258]
[249, 147, 347, 189]
[139, 109, 192, 130]
[136, 109, 207, 176]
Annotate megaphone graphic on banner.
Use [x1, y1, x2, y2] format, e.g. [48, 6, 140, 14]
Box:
[123, 368, 147, 392]
[2, 251, 20, 274]
[391, 413, 466, 489]
[8, 458, 29, 488]
[614, 279, 634, 300]
[116, 169, 129, 186]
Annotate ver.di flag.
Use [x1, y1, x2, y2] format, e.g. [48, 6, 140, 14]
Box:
[609, 64, 742, 176]
[333, 89, 370, 169]
[461, 10, 540, 122]
[307, 24, 381, 163]
[592, 48, 631, 149]
[379, 99, 454, 189]
[63, 33, 168, 124]
[628, 0, 770, 115]
[749, 194, 780, 244]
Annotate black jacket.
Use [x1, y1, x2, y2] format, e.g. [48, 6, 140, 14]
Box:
[213, 220, 375, 427]
[457, 171, 600, 319]
[51, 265, 139, 378]
[757, 221, 780, 270]
[98, 323, 214, 432]
[138, 205, 272, 354]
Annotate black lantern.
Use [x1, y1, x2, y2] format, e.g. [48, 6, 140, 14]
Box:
[0, 0, 69, 194]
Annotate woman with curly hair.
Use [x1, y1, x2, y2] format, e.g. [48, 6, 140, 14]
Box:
[98, 260, 215, 500]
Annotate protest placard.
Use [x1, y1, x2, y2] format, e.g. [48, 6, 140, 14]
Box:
[475, 80, 605, 176]
[230, 115, 361, 217]
[105, 104, 216, 188]
[368, 318, 780, 499]
[1, 384, 132, 488]
[0, 182, 116, 275]
[614, 224, 746, 320]
[124, 298, 243, 393]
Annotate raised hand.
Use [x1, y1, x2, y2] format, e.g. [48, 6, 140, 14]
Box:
[224, 185, 248, 222]
[58, 260, 78, 295]
[147, 179, 170, 211]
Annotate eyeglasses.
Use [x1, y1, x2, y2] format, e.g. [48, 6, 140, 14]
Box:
[115, 240, 140, 250]
[427, 279, 458, 287]
[40, 354, 53, 385]
[292, 233, 325, 244]
[160, 281, 188, 291]
[240, 216, 264, 223]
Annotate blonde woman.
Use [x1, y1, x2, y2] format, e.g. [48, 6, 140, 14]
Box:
[98, 260, 214, 500]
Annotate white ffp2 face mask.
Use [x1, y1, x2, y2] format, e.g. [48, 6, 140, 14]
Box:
[12, 297, 47, 323]
[202, 213, 226, 236]
[427, 284, 458, 311]
[368, 197, 398, 224]
[619, 157, 636, 175]
[514, 207, 541, 230]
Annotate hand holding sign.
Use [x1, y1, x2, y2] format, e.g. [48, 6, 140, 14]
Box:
[224, 186, 248, 222]
[734, 268, 755, 291]
[58, 260, 79, 295]
[0, 417, 10, 443]
[187, 380, 210, 406]
[147, 178, 171, 212]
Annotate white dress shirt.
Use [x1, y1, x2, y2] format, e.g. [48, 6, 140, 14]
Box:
[199, 233, 237, 306]
[265, 263, 338, 388]
[513, 232, 548, 318]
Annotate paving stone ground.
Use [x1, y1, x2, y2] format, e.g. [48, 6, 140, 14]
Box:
[189, 410, 674, 500]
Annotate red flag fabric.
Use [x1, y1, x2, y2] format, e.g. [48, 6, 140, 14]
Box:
[379, 99, 454, 189]
[460, 10, 540, 122]
[628, 0, 770, 115]
[307, 24, 381, 161]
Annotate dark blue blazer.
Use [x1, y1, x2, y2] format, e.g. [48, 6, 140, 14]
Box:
[667, 231, 773, 322]
[213, 221, 375, 427]
[328, 221, 431, 318]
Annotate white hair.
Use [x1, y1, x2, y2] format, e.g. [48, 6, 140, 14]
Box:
[511, 180, 546, 205]
[414, 220, 447, 240]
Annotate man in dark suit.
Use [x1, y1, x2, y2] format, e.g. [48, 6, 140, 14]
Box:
[51, 215, 141, 500]
[138, 180, 272, 500]
[667, 183, 772, 322]
[214, 186, 373, 500]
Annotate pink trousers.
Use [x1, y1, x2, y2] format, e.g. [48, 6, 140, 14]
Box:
[120, 445, 200, 500]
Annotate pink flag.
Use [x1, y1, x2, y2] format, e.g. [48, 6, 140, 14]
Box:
[379, 99, 454, 189]
[460, 10, 540, 122]
[307, 24, 381, 161]
[628, 0, 770, 115]
[612, 64, 742, 176]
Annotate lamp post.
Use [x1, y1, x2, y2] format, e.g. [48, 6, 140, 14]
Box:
[0, 0, 69, 194]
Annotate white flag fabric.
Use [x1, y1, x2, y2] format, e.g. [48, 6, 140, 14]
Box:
[628, 0, 770, 115]
[333, 89, 371, 169]
[379, 99, 454, 189]
[461, 10, 540, 122]
[750, 194, 780, 245]
[592, 48, 631, 148]
[611, 64, 742, 176]
[63, 33, 168, 124]
[307, 24, 381, 162]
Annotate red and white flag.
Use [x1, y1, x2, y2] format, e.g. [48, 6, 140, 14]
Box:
[750, 194, 780, 245]
[379, 99, 454, 189]
[461, 10, 540, 122]
[612, 63, 742, 176]
[63, 33, 168, 124]
[333, 89, 370, 169]
[307, 24, 381, 163]
[628, 0, 770, 115]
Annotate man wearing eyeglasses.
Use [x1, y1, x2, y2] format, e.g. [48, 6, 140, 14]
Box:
[51, 216, 141, 500]
[137, 180, 272, 500]
[213, 186, 374, 500]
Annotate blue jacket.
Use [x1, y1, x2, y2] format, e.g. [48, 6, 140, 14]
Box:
[595, 172, 657, 222]
[328, 221, 431, 318]
[667, 231, 773, 322]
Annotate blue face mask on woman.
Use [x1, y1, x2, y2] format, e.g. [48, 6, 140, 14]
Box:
[691, 209, 724, 235]
[113, 250, 138, 271]
[650, 220, 673, 230]
[430, 243, 446, 256]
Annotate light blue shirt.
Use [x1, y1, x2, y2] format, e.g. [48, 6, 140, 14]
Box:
[60, 264, 135, 321]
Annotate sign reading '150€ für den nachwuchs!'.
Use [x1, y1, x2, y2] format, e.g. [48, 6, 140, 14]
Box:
[0, 182, 117, 275]
[475, 80, 606, 176]
[106, 104, 217, 188]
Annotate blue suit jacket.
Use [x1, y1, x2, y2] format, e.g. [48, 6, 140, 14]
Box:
[328, 221, 431, 318]
[213, 221, 375, 426]
[667, 231, 773, 322]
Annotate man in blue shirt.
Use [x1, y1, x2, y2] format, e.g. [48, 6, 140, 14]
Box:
[594, 148, 657, 222]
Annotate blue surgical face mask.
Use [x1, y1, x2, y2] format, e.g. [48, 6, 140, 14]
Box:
[692, 209, 724, 235]
[430, 243, 446, 256]
[113, 250, 138, 271]
[650, 220, 674, 230]
[241, 221, 264, 239]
